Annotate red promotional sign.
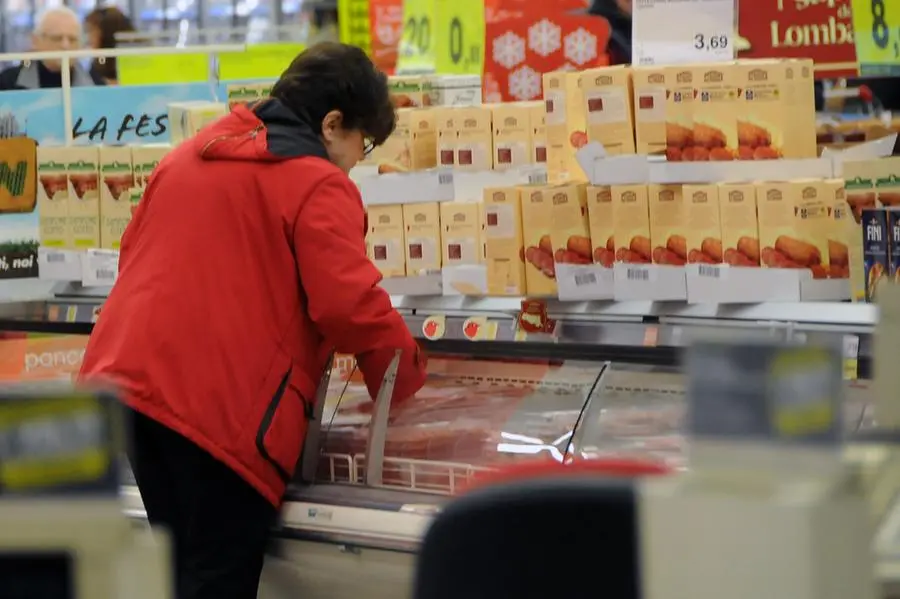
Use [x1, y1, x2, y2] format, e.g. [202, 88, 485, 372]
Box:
[738, 0, 858, 78]
[370, 0, 404, 74]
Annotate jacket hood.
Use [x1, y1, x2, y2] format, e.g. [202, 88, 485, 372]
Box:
[195, 98, 331, 163]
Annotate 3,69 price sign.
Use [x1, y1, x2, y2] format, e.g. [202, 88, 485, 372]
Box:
[851, 0, 900, 75]
[632, 0, 735, 65]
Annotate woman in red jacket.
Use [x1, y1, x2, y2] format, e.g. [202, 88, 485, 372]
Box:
[79, 42, 427, 599]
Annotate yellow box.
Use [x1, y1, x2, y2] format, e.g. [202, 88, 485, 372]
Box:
[824, 178, 850, 280]
[631, 66, 667, 156]
[580, 66, 635, 156]
[483, 186, 526, 295]
[549, 183, 591, 266]
[366, 204, 406, 277]
[692, 64, 739, 161]
[791, 59, 818, 159]
[403, 202, 442, 274]
[365, 108, 437, 172]
[527, 101, 547, 165]
[131, 145, 170, 189]
[718, 182, 760, 266]
[587, 185, 614, 266]
[491, 102, 534, 171]
[98, 146, 135, 250]
[36, 147, 71, 248]
[875, 157, 900, 208]
[611, 184, 651, 264]
[456, 107, 493, 171]
[755, 180, 829, 278]
[648, 183, 687, 265]
[520, 185, 558, 295]
[734, 60, 789, 160]
[388, 75, 433, 108]
[66, 147, 100, 250]
[663, 66, 695, 162]
[542, 71, 587, 182]
[682, 183, 723, 265]
[440, 201, 482, 266]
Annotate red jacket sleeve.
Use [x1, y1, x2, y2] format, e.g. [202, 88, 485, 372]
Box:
[294, 173, 427, 402]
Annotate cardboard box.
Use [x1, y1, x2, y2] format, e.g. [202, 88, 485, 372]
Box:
[543, 71, 587, 182]
[631, 66, 667, 156]
[862, 207, 888, 302]
[483, 186, 526, 295]
[692, 64, 739, 161]
[580, 66, 635, 156]
[549, 183, 591, 266]
[888, 207, 900, 282]
[131, 145, 171, 189]
[440, 201, 482, 266]
[455, 107, 493, 171]
[365, 108, 437, 172]
[366, 204, 406, 277]
[167, 102, 227, 144]
[428, 74, 482, 106]
[528, 101, 547, 164]
[66, 147, 100, 250]
[735, 60, 789, 160]
[389, 76, 433, 107]
[225, 84, 263, 111]
[718, 183, 760, 266]
[520, 185, 558, 295]
[875, 157, 900, 208]
[491, 102, 533, 171]
[683, 183, 723, 264]
[611, 184, 651, 264]
[587, 185, 614, 267]
[36, 147, 70, 248]
[648, 184, 687, 265]
[436, 108, 457, 167]
[791, 59, 818, 159]
[824, 178, 851, 280]
[663, 66, 696, 161]
[755, 180, 829, 278]
[98, 146, 134, 250]
[403, 202, 442, 274]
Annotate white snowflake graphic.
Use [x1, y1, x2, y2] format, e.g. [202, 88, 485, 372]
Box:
[492, 31, 526, 69]
[528, 19, 562, 57]
[508, 65, 542, 101]
[564, 28, 598, 66]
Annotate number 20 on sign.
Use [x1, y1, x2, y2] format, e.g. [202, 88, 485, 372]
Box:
[852, 0, 900, 74]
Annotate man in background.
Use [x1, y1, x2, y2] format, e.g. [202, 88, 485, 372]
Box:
[0, 6, 105, 90]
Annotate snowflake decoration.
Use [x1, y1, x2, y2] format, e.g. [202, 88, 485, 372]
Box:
[528, 19, 562, 57]
[564, 28, 598, 66]
[508, 65, 542, 101]
[492, 31, 526, 69]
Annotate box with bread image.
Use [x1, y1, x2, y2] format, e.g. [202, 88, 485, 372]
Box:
[579, 65, 635, 156]
[542, 71, 587, 182]
[662, 66, 696, 162]
[734, 60, 788, 160]
[364, 108, 437, 173]
[874, 157, 900, 208]
[99, 146, 135, 250]
[862, 208, 888, 302]
[691, 64, 739, 162]
[403, 202, 442, 275]
[549, 183, 592, 267]
[631, 66, 667, 156]
[455, 106, 493, 171]
[587, 185, 614, 267]
[718, 183, 761, 266]
[483, 186, 526, 295]
[366, 204, 406, 278]
[824, 179, 851, 280]
[843, 159, 877, 224]
[647, 184, 687, 265]
[37, 146, 71, 249]
[440, 201, 482, 266]
[491, 102, 533, 171]
[66, 147, 101, 250]
[519, 185, 558, 295]
[682, 183, 725, 265]
[388, 76, 432, 108]
[611, 184, 652, 264]
[755, 180, 829, 278]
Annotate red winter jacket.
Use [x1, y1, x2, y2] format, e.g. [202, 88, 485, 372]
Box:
[79, 99, 427, 506]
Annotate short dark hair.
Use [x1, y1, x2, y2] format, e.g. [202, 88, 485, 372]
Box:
[271, 42, 396, 146]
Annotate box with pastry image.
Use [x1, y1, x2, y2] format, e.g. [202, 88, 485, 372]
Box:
[65, 147, 101, 250]
[99, 146, 135, 250]
[690, 63, 739, 162]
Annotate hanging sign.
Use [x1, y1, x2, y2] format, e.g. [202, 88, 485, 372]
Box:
[851, 0, 900, 76]
[434, 0, 484, 75]
[117, 53, 209, 86]
[397, 0, 437, 72]
[218, 43, 306, 81]
[632, 0, 736, 66]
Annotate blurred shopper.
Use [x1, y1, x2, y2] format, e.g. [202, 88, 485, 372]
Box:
[589, 0, 632, 65]
[85, 6, 137, 84]
[79, 42, 426, 599]
[0, 7, 104, 90]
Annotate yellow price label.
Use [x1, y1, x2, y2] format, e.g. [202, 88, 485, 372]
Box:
[397, 0, 437, 72]
[219, 43, 306, 81]
[338, 0, 372, 53]
[851, 0, 900, 74]
[117, 53, 209, 85]
[434, 0, 484, 75]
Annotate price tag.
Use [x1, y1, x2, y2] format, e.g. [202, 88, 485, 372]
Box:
[632, 0, 735, 66]
[117, 54, 209, 86]
[82, 249, 119, 287]
[37, 247, 82, 281]
[842, 334, 860, 381]
[397, 0, 437, 72]
[851, 0, 900, 75]
[434, 0, 484, 75]
[697, 264, 727, 280]
[219, 43, 306, 81]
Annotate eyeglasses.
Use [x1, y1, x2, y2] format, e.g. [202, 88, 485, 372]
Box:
[363, 137, 375, 156]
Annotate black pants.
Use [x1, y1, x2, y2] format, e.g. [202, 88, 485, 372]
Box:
[127, 407, 279, 599]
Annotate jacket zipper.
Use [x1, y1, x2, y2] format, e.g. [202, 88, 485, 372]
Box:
[255, 366, 293, 483]
[199, 123, 264, 158]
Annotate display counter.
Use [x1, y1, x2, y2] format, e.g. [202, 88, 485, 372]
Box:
[0, 285, 897, 598]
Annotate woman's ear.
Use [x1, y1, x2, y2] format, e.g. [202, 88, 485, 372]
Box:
[321, 110, 343, 142]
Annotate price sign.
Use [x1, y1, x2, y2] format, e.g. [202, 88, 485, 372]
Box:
[434, 0, 484, 75]
[632, 0, 736, 66]
[117, 54, 209, 86]
[337, 0, 373, 54]
[851, 0, 900, 76]
[219, 43, 306, 81]
[82, 249, 119, 288]
[37, 248, 82, 281]
[397, 0, 437, 72]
